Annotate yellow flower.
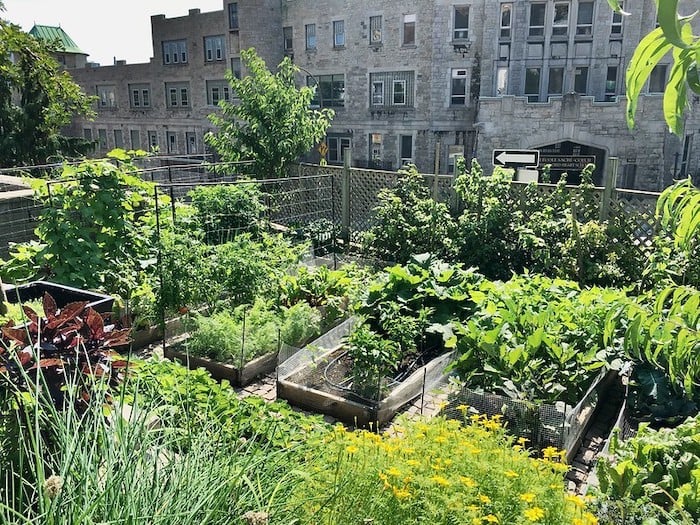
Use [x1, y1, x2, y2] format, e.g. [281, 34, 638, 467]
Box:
[523, 507, 545, 522]
[471, 519, 482, 525]
[457, 404, 469, 413]
[460, 476, 477, 488]
[386, 467, 401, 477]
[484, 515, 499, 523]
[406, 459, 420, 467]
[504, 470, 519, 478]
[346, 445, 358, 455]
[582, 512, 598, 525]
[565, 494, 585, 509]
[478, 494, 492, 504]
[434, 435, 448, 444]
[520, 493, 536, 503]
[431, 475, 451, 487]
[392, 486, 411, 500]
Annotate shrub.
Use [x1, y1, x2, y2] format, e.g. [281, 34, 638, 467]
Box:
[188, 182, 266, 244]
[362, 165, 457, 263]
[288, 414, 595, 524]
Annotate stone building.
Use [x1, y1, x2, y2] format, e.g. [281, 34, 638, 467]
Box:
[61, 0, 698, 190]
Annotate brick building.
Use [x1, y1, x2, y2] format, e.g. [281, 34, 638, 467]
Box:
[59, 0, 698, 190]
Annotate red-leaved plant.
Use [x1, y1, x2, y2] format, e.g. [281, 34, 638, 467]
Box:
[0, 293, 131, 411]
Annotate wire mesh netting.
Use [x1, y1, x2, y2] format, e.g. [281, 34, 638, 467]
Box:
[441, 369, 611, 455]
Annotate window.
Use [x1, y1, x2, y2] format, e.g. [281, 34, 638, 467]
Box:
[129, 84, 150, 108]
[576, 2, 594, 36]
[402, 14, 416, 46]
[371, 81, 384, 105]
[574, 66, 588, 94]
[529, 4, 546, 37]
[393, 79, 406, 105]
[283, 26, 293, 51]
[525, 68, 540, 102]
[96, 85, 116, 108]
[231, 57, 241, 79]
[453, 6, 469, 40]
[370, 15, 382, 44]
[370, 133, 382, 166]
[611, 2, 623, 36]
[305, 24, 316, 50]
[186, 132, 197, 154]
[83, 128, 92, 141]
[307, 74, 345, 107]
[500, 4, 512, 39]
[148, 131, 158, 150]
[207, 80, 231, 105]
[163, 40, 187, 64]
[165, 82, 189, 107]
[548, 68, 564, 95]
[167, 132, 177, 154]
[680, 134, 693, 177]
[113, 129, 124, 149]
[228, 3, 238, 30]
[400, 135, 413, 165]
[333, 20, 345, 47]
[130, 130, 140, 150]
[327, 135, 351, 164]
[496, 67, 508, 95]
[649, 64, 667, 93]
[451, 69, 468, 105]
[605, 66, 618, 101]
[552, 2, 569, 37]
[369, 71, 415, 107]
[97, 129, 107, 150]
[204, 36, 225, 62]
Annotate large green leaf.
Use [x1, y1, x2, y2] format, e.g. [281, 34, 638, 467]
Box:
[655, 0, 691, 49]
[663, 45, 692, 135]
[626, 28, 673, 129]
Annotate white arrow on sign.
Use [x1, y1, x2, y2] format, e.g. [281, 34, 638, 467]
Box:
[495, 151, 538, 165]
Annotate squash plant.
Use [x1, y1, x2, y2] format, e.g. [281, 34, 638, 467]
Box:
[449, 274, 629, 406]
[346, 255, 483, 398]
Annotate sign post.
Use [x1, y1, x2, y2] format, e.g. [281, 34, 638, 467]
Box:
[492, 149, 540, 168]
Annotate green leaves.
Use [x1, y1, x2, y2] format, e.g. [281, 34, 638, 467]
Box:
[623, 1, 699, 134]
[205, 49, 333, 179]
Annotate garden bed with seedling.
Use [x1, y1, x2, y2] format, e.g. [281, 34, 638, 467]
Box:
[277, 318, 454, 427]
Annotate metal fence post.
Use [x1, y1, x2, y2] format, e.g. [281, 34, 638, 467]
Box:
[599, 157, 619, 222]
[341, 148, 351, 244]
[433, 141, 441, 201]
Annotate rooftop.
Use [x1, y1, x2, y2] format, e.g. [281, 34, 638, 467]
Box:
[28, 24, 87, 55]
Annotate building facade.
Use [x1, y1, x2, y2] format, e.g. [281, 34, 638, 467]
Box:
[62, 0, 698, 191]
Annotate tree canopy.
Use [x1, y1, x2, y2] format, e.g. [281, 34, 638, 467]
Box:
[0, 11, 95, 167]
[205, 48, 334, 179]
[609, 0, 700, 135]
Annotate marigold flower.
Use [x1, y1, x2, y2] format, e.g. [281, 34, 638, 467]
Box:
[392, 486, 411, 500]
[346, 445, 358, 455]
[478, 494, 491, 504]
[520, 492, 536, 503]
[386, 466, 401, 477]
[504, 470, 519, 478]
[431, 475, 451, 487]
[565, 494, 585, 508]
[523, 507, 545, 522]
[484, 515, 499, 523]
[460, 476, 477, 488]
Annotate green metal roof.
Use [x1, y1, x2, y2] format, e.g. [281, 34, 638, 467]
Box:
[28, 25, 87, 55]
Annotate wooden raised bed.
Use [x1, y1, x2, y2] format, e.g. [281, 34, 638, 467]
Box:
[164, 345, 278, 387]
[277, 335, 454, 427]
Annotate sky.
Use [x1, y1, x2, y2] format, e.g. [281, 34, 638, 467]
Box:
[2, 0, 224, 66]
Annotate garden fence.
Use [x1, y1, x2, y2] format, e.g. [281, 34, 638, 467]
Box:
[0, 156, 663, 260]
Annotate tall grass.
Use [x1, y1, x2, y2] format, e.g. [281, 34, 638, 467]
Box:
[0, 358, 303, 524]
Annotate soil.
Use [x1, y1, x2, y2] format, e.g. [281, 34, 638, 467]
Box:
[286, 346, 443, 405]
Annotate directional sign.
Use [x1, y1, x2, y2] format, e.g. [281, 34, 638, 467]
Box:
[318, 142, 328, 157]
[492, 149, 540, 168]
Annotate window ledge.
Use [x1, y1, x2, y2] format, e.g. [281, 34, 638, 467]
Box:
[333, 46, 346, 50]
[401, 44, 417, 49]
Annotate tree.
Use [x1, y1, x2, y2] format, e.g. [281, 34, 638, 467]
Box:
[205, 48, 334, 178]
[609, 0, 700, 135]
[0, 9, 95, 167]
